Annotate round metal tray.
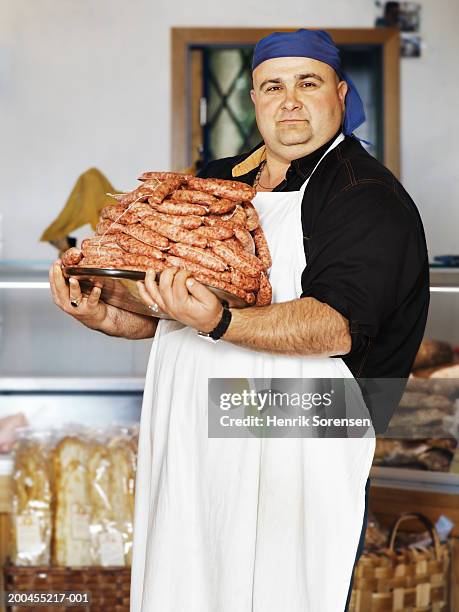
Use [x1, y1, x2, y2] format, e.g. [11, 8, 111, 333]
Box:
[63, 266, 247, 319]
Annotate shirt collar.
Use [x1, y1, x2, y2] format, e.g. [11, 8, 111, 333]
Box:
[232, 129, 342, 179]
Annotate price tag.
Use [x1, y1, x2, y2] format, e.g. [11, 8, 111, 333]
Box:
[99, 531, 125, 566]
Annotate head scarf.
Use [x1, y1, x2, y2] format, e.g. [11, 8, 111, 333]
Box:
[252, 29, 366, 136]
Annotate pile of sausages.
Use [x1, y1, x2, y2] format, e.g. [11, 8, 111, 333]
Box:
[62, 172, 272, 306]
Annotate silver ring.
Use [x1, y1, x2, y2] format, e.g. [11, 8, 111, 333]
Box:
[149, 302, 159, 313]
[70, 298, 81, 308]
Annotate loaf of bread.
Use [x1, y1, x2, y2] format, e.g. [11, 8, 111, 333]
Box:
[412, 339, 453, 370]
[11, 436, 52, 566]
[53, 436, 92, 567]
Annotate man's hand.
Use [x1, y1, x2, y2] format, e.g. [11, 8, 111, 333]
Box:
[49, 259, 107, 330]
[49, 260, 157, 339]
[137, 268, 223, 333]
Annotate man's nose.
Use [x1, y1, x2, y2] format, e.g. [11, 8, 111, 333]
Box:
[281, 88, 302, 111]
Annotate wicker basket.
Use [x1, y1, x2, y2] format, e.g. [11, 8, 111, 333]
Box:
[3, 565, 131, 611]
[350, 512, 451, 612]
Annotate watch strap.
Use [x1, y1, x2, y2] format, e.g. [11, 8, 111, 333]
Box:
[209, 301, 232, 340]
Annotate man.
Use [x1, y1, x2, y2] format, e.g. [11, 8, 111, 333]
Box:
[50, 29, 429, 612]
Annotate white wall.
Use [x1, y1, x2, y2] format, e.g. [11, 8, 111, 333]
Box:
[1, 0, 458, 260]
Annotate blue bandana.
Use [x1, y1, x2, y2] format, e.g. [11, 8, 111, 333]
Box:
[252, 29, 366, 136]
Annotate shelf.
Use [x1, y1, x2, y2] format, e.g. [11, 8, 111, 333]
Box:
[1, 261, 459, 291]
[370, 465, 459, 495]
[0, 377, 145, 392]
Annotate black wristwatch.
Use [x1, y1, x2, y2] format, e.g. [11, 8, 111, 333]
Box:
[197, 300, 232, 342]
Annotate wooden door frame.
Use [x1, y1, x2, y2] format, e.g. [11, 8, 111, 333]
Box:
[171, 27, 400, 176]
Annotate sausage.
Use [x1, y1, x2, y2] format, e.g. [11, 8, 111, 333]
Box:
[142, 210, 203, 229]
[186, 270, 254, 304]
[166, 255, 231, 282]
[221, 205, 247, 226]
[245, 292, 256, 305]
[169, 189, 217, 205]
[100, 205, 138, 225]
[141, 217, 207, 248]
[241, 201, 260, 231]
[95, 220, 128, 236]
[107, 193, 128, 203]
[207, 198, 237, 215]
[78, 256, 125, 269]
[124, 223, 170, 249]
[150, 199, 208, 216]
[128, 202, 157, 220]
[234, 227, 255, 254]
[117, 234, 165, 259]
[118, 182, 160, 206]
[252, 226, 272, 270]
[138, 171, 193, 182]
[203, 216, 239, 232]
[81, 245, 126, 260]
[81, 234, 124, 250]
[122, 252, 165, 269]
[224, 237, 248, 254]
[210, 241, 264, 278]
[148, 178, 183, 204]
[62, 247, 83, 266]
[193, 225, 234, 241]
[255, 273, 272, 306]
[186, 176, 256, 202]
[230, 269, 261, 291]
[168, 243, 227, 272]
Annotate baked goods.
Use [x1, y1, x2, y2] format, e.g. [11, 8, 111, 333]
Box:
[62, 173, 273, 306]
[11, 433, 53, 565]
[412, 339, 453, 370]
[53, 436, 92, 567]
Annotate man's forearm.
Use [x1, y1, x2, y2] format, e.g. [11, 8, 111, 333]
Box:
[94, 307, 158, 340]
[223, 297, 351, 356]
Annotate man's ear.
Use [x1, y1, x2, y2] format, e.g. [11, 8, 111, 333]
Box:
[337, 80, 348, 112]
[250, 89, 256, 105]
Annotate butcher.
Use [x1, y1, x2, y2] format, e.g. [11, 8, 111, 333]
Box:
[49, 28, 429, 612]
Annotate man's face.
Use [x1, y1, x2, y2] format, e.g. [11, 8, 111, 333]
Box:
[250, 56, 348, 161]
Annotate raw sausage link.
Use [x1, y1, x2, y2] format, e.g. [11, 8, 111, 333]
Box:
[81, 245, 126, 259]
[255, 272, 272, 306]
[169, 189, 217, 205]
[150, 199, 208, 216]
[241, 201, 260, 231]
[125, 224, 170, 249]
[168, 243, 227, 271]
[166, 255, 230, 282]
[106, 193, 128, 203]
[224, 237, 247, 253]
[95, 220, 128, 236]
[62, 247, 83, 266]
[221, 205, 247, 226]
[78, 256, 125, 268]
[186, 177, 256, 202]
[141, 217, 207, 248]
[120, 181, 162, 206]
[187, 270, 254, 303]
[81, 234, 124, 250]
[253, 226, 272, 270]
[193, 225, 234, 240]
[143, 210, 203, 229]
[203, 216, 239, 232]
[117, 234, 165, 259]
[207, 198, 237, 215]
[210, 242, 263, 278]
[148, 178, 183, 204]
[230, 269, 261, 291]
[138, 171, 194, 182]
[122, 252, 165, 269]
[100, 205, 138, 225]
[128, 202, 157, 220]
[234, 227, 255, 253]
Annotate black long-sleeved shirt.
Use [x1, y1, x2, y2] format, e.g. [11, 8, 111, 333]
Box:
[197, 134, 430, 432]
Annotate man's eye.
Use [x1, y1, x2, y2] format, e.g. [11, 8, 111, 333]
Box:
[266, 86, 282, 92]
[300, 82, 316, 88]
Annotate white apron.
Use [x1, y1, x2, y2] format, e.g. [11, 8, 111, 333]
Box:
[130, 134, 376, 612]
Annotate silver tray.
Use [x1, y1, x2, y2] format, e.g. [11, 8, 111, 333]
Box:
[63, 266, 247, 319]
